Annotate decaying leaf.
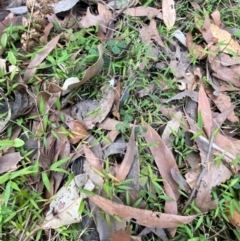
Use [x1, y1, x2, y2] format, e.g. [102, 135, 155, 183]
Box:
[89, 194, 197, 229]
[42, 174, 94, 229]
[162, 0, 176, 29]
[0, 152, 22, 174]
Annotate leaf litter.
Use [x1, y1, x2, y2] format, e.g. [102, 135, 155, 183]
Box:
[1, 0, 240, 240]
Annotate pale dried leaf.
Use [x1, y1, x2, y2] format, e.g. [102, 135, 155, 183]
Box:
[42, 174, 94, 229]
[162, 0, 176, 29]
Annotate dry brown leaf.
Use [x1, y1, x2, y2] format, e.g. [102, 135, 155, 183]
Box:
[115, 123, 136, 182]
[84, 145, 103, 172]
[210, 24, 240, 55]
[140, 19, 165, 47]
[0, 152, 22, 174]
[201, 18, 240, 55]
[79, 3, 112, 33]
[124, 6, 161, 17]
[23, 34, 61, 81]
[89, 194, 197, 228]
[162, 0, 176, 29]
[62, 44, 103, 91]
[208, 92, 239, 123]
[68, 120, 89, 144]
[198, 84, 212, 138]
[50, 109, 89, 143]
[143, 123, 180, 200]
[208, 46, 240, 87]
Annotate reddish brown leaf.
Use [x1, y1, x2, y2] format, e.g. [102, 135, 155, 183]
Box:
[89, 194, 197, 229]
[0, 152, 22, 174]
[115, 124, 136, 182]
[68, 120, 89, 144]
[198, 85, 212, 138]
[143, 123, 180, 200]
[23, 34, 62, 81]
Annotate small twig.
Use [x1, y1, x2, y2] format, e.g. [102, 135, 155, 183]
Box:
[182, 134, 215, 213]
